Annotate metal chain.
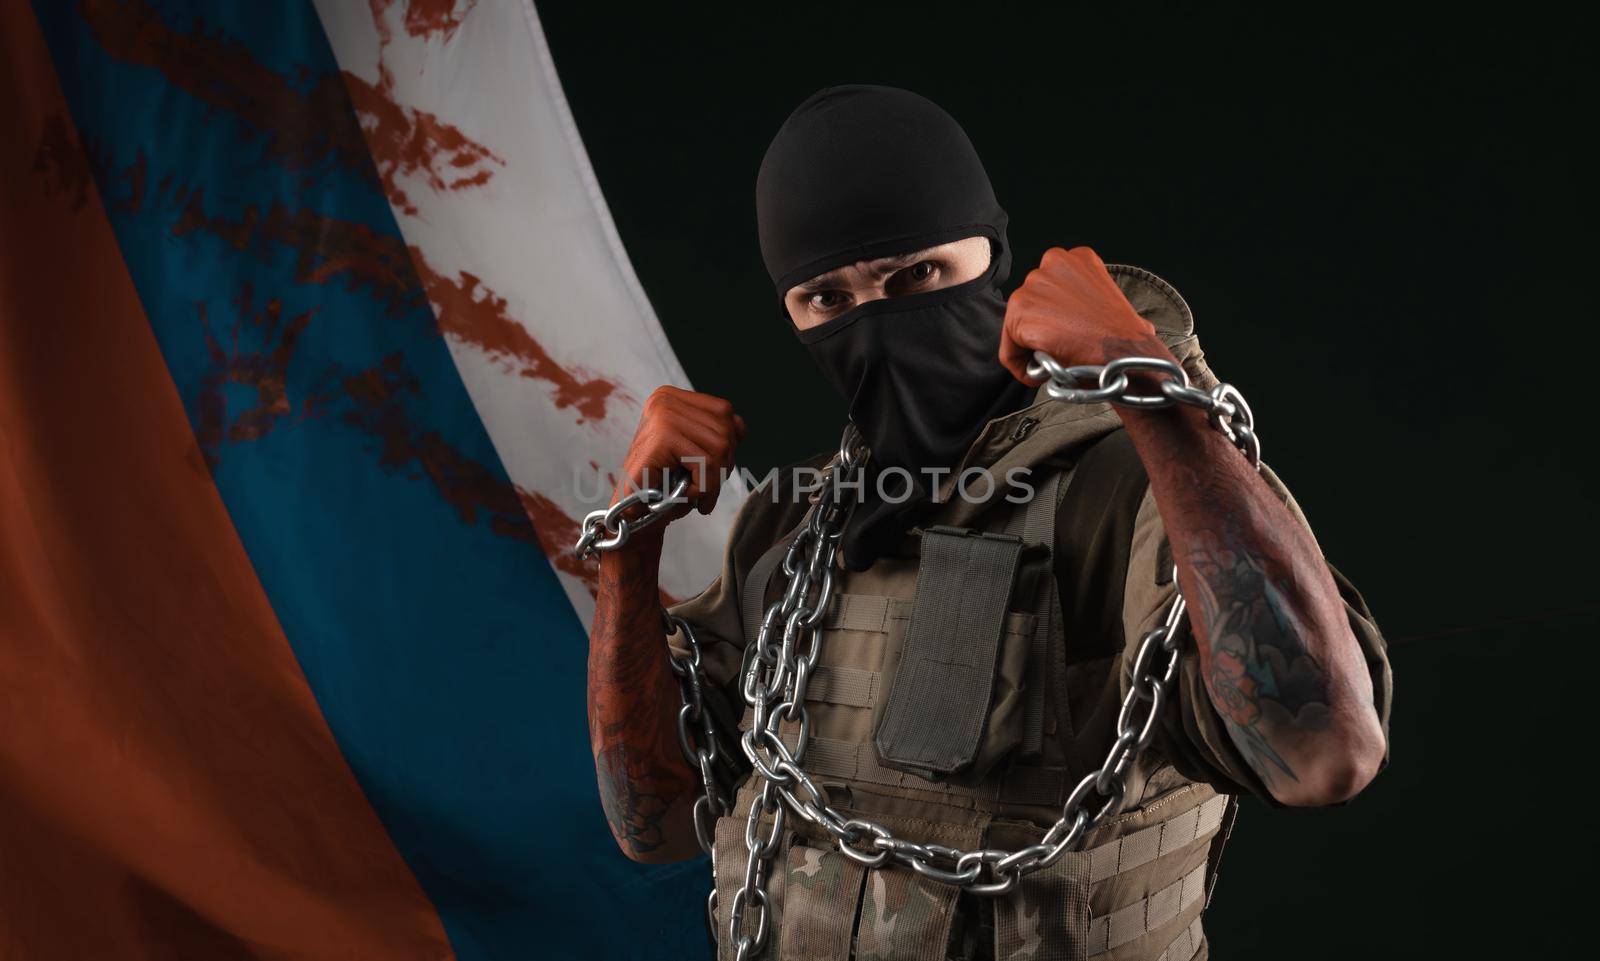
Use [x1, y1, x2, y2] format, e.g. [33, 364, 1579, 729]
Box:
[723, 424, 863, 961]
[661, 607, 732, 936]
[1027, 353, 1262, 467]
[574, 355, 1263, 960]
[574, 471, 693, 559]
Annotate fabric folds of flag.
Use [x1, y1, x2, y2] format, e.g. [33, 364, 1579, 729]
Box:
[1, 1, 736, 958]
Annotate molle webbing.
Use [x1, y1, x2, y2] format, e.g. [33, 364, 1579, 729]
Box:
[994, 863, 1208, 961]
[1087, 793, 1229, 885]
[803, 736, 1069, 807]
[815, 594, 1033, 638]
[821, 592, 909, 632]
[1155, 917, 1205, 961]
[738, 477, 1073, 809]
[775, 594, 1065, 805]
[762, 595, 1039, 709]
[874, 525, 1025, 777]
[992, 788, 1224, 961]
[803, 664, 879, 708]
[1086, 863, 1207, 957]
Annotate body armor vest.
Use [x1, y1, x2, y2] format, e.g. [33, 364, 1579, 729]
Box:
[710, 447, 1235, 961]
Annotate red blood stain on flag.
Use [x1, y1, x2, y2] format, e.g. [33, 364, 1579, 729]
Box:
[515, 487, 598, 597]
[173, 192, 424, 317]
[185, 284, 588, 555]
[34, 113, 147, 214]
[194, 287, 325, 468]
[68, 0, 622, 565]
[342, 68, 504, 217]
[170, 184, 624, 424]
[347, 0, 501, 216]
[341, 354, 538, 544]
[110, 153, 147, 214]
[409, 249, 626, 422]
[78, 0, 499, 219]
[369, 0, 480, 44]
[31, 114, 94, 212]
[77, 0, 372, 176]
[514, 488, 684, 603]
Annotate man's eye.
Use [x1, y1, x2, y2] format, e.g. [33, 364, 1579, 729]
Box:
[890, 261, 940, 293]
[809, 291, 847, 312]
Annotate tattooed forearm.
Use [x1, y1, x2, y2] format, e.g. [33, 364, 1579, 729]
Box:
[1110, 337, 1385, 804]
[1185, 535, 1334, 789]
[595, 743, 679, 854]
[587, 536, 700, 861]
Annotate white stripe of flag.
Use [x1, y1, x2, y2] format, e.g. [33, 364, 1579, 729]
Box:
[313, 0, 741, 627]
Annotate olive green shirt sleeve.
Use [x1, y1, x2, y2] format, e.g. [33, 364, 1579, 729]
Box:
[1120, 463, 1394, 802]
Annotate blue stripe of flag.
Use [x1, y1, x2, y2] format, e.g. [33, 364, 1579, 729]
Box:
[31, 2, 709, 958]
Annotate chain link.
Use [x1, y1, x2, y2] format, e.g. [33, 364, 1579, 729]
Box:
[575, 357, 1263, 958]
[574, 471, 693, 559]
[1026, 353, 1262, 469]
[656, 606, 733, 939]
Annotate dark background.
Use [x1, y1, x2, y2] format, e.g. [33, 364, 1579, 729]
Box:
[540, 7, 1594, 956]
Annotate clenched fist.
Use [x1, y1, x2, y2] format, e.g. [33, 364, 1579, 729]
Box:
[614, 385, 747, 534]
[998, 246, 1169, 384]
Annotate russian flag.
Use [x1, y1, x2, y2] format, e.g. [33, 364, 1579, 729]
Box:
[1, 1, 741, 957]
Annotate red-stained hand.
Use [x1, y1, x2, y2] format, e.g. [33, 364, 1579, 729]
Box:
[998, 246, 1169, 384]
[615, 385, 746, 532]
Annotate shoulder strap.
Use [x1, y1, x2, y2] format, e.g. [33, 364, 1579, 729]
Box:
[736, 456, 835, 649]
[740, 521, 802, 650]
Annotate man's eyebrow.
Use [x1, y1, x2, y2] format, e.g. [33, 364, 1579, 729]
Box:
[797, 270, 847, 292]
[796, 248, 937, 292]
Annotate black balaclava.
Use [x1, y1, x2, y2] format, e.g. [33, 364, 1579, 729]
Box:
[757, 85, 1034, 570]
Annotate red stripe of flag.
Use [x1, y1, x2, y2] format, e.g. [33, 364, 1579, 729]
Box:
[0, 4, 455, 957]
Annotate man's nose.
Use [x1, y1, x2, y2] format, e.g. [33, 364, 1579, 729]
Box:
[853, 281, 891, 306]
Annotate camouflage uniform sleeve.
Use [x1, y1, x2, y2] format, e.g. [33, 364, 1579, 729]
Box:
[1120, 466, 1394, 801]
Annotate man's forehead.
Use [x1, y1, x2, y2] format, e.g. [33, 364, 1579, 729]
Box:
[794, 245, 942, 292]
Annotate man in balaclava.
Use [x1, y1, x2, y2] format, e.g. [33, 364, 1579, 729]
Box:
[755, 85, 1035, 570]
[587, 86, 1392, 961]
